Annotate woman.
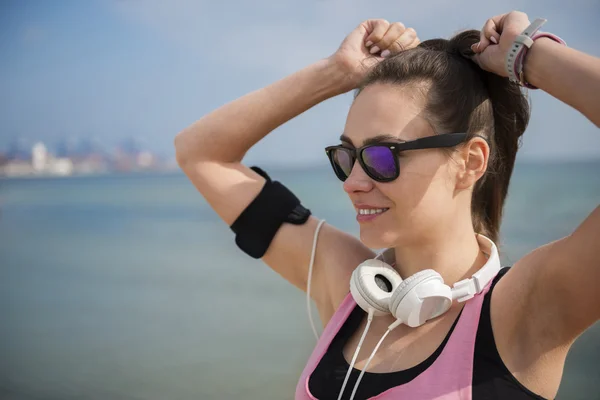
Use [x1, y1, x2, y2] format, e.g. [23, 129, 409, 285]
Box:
[175, 10, 600, 400]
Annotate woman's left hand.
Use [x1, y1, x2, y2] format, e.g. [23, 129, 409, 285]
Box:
[470, 11, 531, 77]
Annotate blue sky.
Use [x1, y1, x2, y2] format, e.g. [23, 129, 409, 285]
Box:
[1, 0, 599, 166]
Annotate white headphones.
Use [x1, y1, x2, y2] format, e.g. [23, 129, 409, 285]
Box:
[339, 233, 501, 400]
[350, 233, 501, 328]
[305, 223, 501, 400]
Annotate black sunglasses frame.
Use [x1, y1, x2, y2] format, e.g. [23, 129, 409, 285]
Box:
[325, 132, 469, 182]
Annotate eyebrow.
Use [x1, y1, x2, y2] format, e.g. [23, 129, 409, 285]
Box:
[339, 134, 407, 147]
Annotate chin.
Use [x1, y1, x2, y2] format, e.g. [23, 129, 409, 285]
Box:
[359, 228, 399, 251]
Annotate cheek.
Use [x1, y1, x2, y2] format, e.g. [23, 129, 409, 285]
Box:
[383, 154, 454, 216]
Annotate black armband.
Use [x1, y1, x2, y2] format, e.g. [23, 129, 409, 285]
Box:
[230, 166, 311, 259]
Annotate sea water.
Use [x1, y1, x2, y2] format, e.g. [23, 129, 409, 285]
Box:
[1, 161, 599, 399]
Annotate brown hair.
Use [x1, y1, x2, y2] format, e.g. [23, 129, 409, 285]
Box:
[355, 30, 530, 243]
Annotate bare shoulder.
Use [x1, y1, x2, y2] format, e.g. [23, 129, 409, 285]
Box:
[278, 219, 375, 324]
[489, 244, 571, 399]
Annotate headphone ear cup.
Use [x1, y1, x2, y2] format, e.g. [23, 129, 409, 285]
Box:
[350, 259, 403, 316]
[389, 269, 452, 327]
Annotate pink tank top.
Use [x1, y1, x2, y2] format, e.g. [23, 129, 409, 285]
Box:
[294, 273, 497, 400]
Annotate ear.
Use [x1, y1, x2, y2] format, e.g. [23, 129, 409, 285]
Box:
[456, 136, 489, 190]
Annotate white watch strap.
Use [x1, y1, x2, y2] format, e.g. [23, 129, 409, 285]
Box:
[506, 18, 547, 84]
[515, 35, 535, 48]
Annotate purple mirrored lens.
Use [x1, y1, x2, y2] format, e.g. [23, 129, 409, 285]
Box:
[333, 149, 353, 178]
[362, 146, 397, 180]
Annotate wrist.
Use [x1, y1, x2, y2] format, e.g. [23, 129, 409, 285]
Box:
[505, 18, 567, 89]
[521, 37, 564, 89]
[325, 53, 362, 94]
[279, 58, 353, 106]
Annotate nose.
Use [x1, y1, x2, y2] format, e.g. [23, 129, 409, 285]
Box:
[343, 162, 375, 194]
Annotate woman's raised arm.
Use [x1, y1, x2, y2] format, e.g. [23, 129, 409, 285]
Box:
[174, 20, 420, 321]
[471, 10, 600, 362]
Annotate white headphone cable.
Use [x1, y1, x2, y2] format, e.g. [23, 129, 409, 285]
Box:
[336, 309, 374, 400]
[307, 219, 326, 342]
[348, 319, 403, 400]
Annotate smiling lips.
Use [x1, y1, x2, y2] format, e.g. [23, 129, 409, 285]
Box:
[354, 205, 390, 222]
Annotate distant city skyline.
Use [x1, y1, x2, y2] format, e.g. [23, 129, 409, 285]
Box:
[0, 135, 175, 178]
[0, 135, 171, 159]
[2, 0, 599, 167]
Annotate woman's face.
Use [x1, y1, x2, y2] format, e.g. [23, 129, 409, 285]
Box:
[340, 83, 466, 249]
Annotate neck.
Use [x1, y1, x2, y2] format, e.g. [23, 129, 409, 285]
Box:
[391, 222, 489, 287]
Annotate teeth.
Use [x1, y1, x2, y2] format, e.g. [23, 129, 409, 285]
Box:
[358, 208, 387, 215]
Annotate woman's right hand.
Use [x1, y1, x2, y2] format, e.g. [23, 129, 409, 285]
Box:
[330, 19, 420, 92]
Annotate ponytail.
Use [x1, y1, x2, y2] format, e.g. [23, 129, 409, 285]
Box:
[471, 66, 530, 243]
[449, 31, 531, 243]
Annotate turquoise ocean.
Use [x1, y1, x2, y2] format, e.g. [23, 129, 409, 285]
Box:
[1, 161, 599, 399]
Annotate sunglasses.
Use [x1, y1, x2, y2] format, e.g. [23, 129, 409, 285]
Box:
[325, 132, 468, 182]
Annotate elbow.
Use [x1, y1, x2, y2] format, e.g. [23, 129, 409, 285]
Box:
[174, 129, 204, 168]
[174, 131, 189, 168]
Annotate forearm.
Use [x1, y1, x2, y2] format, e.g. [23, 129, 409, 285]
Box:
[174, 57, 350, 165]
[523, 38, 600, 127]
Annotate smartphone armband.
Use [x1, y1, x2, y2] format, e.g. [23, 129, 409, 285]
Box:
[230, 166, 311, 259]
